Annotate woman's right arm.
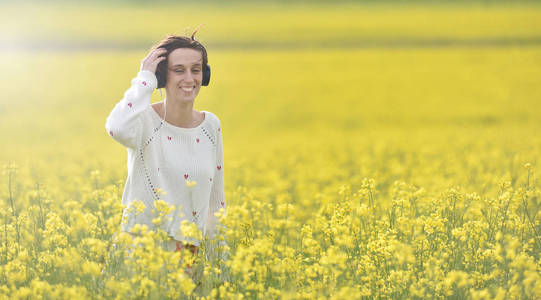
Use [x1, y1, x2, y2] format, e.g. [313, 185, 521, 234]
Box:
[105, 70, 157, 148]
[105, 48, 166, 149]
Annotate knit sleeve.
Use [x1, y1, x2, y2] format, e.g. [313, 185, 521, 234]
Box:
[105, 70, 157, 149]
[206, 118, 227, 247]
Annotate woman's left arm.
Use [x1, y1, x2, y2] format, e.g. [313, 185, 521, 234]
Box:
[206, 119, 227, 247]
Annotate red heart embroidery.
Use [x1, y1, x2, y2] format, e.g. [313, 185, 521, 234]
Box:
[109, 130, 113, 136]
[192, 211, 197, 216]
[196, 138, 200, 143]
[221, 202, 225, 206]
[184, 174, 188, 179]
[217, 165, 221, 170]
[142, 81, 147, 86]
[218, 127, 221, 132]
[128, 102, 132, 108]
[167, 136, 172, 141]
[210, 178, 212, 182]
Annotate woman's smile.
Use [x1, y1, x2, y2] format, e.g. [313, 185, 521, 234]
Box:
[181, 86, 195, 92]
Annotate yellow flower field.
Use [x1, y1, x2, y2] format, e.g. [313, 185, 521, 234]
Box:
[1, 2, 540, 299]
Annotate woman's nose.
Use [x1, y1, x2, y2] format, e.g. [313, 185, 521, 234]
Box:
[184, 70, 195, 83]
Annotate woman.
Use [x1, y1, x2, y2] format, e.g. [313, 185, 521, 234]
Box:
[105, 29, 227, 273]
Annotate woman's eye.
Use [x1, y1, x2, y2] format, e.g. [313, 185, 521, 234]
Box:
[175, 70, 184, 73]
[193, 69, 201, 73]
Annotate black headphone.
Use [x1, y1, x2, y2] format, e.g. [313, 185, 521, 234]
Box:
[155, 52, 211, 88]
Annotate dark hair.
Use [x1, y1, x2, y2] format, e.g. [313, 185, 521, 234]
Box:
[151, 27, 209, 88]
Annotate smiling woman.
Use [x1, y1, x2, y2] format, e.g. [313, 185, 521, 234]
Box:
[153, 47, 206, 128]
[104, 28, 228, 275]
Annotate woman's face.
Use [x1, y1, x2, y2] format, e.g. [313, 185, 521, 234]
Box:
[165, 48, 203, 103]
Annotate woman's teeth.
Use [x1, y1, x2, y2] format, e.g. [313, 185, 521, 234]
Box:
[181, 86, 194, 92]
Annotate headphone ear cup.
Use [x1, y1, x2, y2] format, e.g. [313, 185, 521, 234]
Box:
[202, 64, 211, 86]
[156, 59, 167, 89]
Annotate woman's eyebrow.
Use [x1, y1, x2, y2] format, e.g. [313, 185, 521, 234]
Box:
[171, 63, 202, 67]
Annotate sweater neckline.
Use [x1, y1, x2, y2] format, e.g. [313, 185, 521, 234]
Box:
[149, 106, 207, 132]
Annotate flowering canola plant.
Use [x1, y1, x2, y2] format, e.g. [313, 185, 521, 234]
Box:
[1, 2, 541, 299]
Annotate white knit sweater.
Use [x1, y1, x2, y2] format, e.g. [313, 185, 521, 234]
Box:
[105, 70, 226, 247]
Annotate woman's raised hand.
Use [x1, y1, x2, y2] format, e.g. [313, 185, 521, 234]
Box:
[140, 48, 167, 73]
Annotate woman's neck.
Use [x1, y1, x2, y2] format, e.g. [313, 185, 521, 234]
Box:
[162, 99, 198, 128]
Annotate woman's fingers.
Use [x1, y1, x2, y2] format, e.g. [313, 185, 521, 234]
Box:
[150, 48, 167, 59]
[145, 48, 166, 63]
[140, 48, 167, 73]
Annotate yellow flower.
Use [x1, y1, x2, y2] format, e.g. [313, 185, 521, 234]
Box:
[185, 180, 197, 187]
[81, 261, 101, 277]
[153, 187, 167, 196]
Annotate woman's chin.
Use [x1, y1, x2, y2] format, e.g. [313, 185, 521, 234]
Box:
[172, 95, 196, 103]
